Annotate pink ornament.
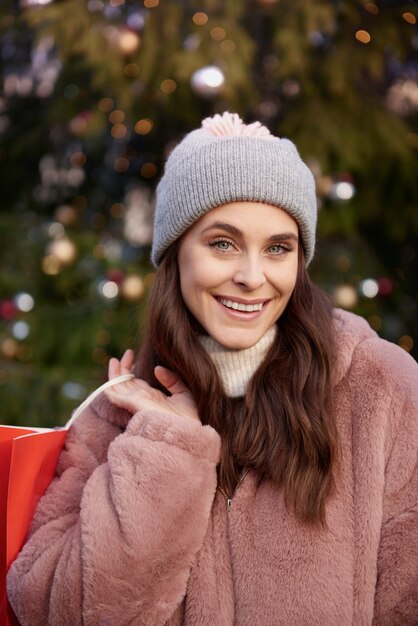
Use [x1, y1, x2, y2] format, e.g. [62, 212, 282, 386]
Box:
[0, 300, 18, 321]
[378, 277, 393, 296]
[107, 269, 124, 285]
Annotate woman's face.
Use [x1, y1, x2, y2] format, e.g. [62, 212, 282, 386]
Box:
[177, 201, 299, 350]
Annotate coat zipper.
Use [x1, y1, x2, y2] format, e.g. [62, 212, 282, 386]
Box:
[218, 468, 250, 511]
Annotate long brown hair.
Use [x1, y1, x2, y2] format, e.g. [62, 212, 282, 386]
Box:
[136, 242, 338, 525]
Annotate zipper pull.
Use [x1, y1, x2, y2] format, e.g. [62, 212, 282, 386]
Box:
[227, 498, 232, 512]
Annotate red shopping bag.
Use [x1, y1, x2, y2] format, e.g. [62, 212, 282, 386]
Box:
[0, 426, 67, 626]
[1, 373, 134, 626]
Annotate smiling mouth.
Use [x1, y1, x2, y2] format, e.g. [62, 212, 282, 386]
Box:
[216, 297, 266, 312]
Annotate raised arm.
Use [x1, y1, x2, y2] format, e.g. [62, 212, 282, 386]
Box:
[7, 353, 221, 626]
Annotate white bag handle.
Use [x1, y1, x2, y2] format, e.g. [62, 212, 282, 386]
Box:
[65, 373, 135, 429]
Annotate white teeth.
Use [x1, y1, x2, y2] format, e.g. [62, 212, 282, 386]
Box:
[219, 298, 263, 312]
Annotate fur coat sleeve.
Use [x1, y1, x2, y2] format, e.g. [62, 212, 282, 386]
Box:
[367, 339, 418, 625]
[6, 400, 221, 626]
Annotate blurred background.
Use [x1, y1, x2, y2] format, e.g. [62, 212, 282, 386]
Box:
[1, 0, 417, 427]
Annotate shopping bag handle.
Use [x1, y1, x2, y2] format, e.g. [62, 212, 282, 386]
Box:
[65, 374, 135, 429]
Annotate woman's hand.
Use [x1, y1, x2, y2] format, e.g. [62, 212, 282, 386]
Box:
[104, 349, 200, 422]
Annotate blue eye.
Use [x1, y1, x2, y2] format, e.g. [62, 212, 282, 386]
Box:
[208, 238, 234, 251]
[269, 244, 285, 254]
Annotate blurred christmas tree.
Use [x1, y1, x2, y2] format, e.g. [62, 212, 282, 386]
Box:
[0, 0, 417, 426]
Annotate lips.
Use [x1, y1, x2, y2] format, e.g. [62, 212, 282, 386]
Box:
[218, 298, 263, 312]
[215, 296, 269, 315]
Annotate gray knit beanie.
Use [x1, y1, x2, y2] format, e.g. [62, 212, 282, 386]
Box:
[152, 112, 317, 266]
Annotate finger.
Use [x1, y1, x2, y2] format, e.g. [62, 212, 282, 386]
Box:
[108, 357, 121, 380]
[120, 349, 135, 372]
[154, 366, 189, 396]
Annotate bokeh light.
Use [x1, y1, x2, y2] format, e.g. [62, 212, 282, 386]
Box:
[399, 335, 414, 352]
[15, 293, 35, 312]
[118, 30, 141, 55]
[124, 63, 140, 77]
[99, 280, 119, 299]
[135, 118, 153, 134]
[330, 181, 356, 201]
[47, 237, 77, 265]
[111, 123, 128, 139]
[12, 321, 30, 340]
[114, 156, 130, 172]
[359, 279, 379, 298]
[62, 382, 86, 400]
[220, 40, 236, 54]
[355, 30, 371, 44]
[160, 79, 177, 94]
[210, 27, 226, 41]
[333, 285, 358, 308]
[109, 109, 125, 124]
[192, 12, 208, 26]
[98, 97, 114, 112]
[191, 66, 225, 96]
[364, 3, 379, 15]
[402, 12, 416, 25]
[121, 275, 145, 300]
[140, 162, 157, 178]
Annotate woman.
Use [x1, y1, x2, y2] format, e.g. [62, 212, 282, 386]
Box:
[7, 113, 418, 625]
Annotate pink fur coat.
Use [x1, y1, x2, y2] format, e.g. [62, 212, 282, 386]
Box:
[7, 310, 418, 625]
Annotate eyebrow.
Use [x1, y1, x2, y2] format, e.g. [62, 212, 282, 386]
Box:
[200, 221, 299, 243]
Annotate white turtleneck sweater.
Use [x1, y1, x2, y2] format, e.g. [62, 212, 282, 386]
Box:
[198, 325, 277, 397]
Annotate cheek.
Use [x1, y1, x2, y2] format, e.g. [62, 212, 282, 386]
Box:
[270, 261, 298, 295]
[179, 255, 209, 307]
[181, 269, 216, 303]
[180, 247, 228, 293]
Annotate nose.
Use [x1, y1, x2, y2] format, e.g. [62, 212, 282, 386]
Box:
[232, 254, 267, 290]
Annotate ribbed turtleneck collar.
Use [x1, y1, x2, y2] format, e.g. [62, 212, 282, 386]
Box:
[198, 325, 277, 397]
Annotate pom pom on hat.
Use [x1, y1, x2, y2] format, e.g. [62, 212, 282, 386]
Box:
[202, 112, 274, 139]
[152, 112, 317, 266]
